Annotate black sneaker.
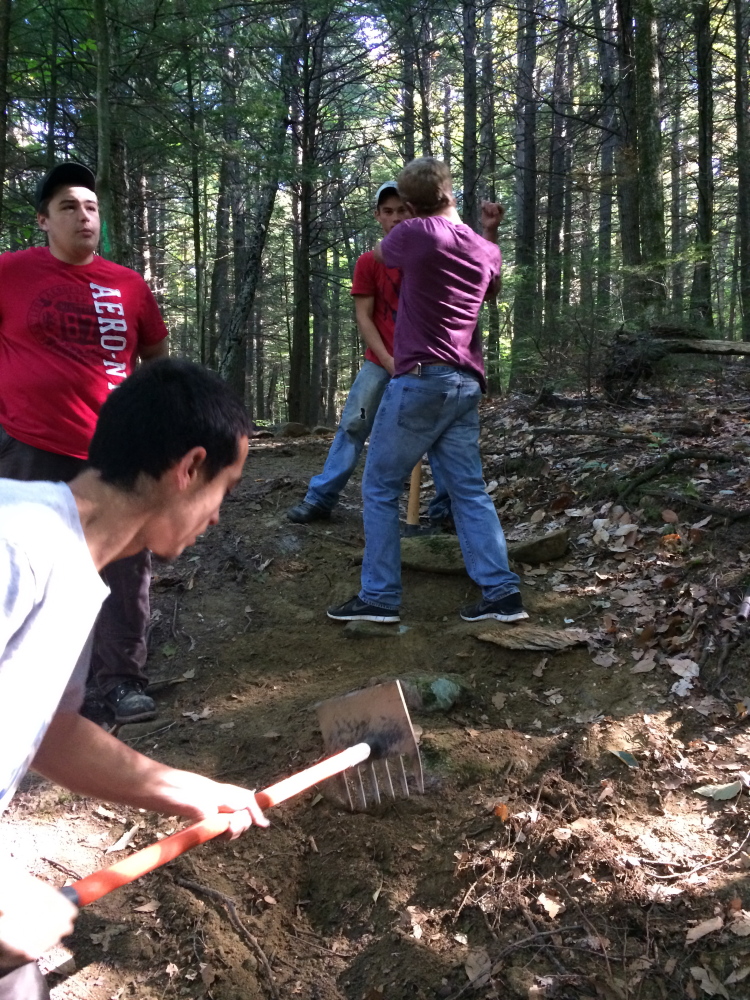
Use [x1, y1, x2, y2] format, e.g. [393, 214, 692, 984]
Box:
[287, 501, 331, 524]
[460, 593, 529, 623]
[104, 683, 157, 724]
[327, 596, 400, 623]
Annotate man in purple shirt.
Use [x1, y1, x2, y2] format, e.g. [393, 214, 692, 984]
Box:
[327, 157, 527, 625]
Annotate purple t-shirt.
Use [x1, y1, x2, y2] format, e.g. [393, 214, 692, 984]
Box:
[380, 216, 501, 392]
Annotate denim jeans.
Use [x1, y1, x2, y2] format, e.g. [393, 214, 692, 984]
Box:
[305, 361, 451, 517]
[305, 361, 390, 511]
[360, 367, 520, 609]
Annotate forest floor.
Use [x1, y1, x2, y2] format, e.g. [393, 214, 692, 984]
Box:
[5, 364, 750, 1000]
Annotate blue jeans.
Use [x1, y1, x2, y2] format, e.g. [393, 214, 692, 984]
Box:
[359, 367, 520, 609]
[305, 360, 451, 516]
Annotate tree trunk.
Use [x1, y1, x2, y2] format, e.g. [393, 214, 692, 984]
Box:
[327, 242, 341, 423]
[735, 0, 750, 340]
[45, 8, 58, 166]
[634, 0, 666, 310]
[480, 5, 501, 393]
[615, 0, 642, 316]
[0, 0, 11, 229]
[593, 0, 617, 316]
[543, 0, 568, 340]
[183, 31, 205, 361]
[510, 0, 538, 386]
[689, 0, 714, 327]
[416, 15, 433, 156]
[461, 0, 478, 229]
[208, 155, 231, 367]
[94, 0, 120, 262]
[402, 27, 416, 163]
[670, 100, 685, 313]
[442, 78, 452, 167]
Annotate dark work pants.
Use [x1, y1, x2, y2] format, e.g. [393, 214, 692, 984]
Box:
[0, 963, 50, 1000]
[0, 427, 150, 696]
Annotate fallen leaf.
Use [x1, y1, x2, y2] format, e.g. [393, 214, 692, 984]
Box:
[165, 962, 179, 979]
[537, 892, 563, 919]
[661, 509, 679, 523]
[182, 706, 212, 722]
[262, 730, 281, 739]
[263, 895, 277, 905]
[592, 651, 619, 668]
[694, 781, 742, 801]
[729, 911, 750, 936]
[686, 916, 723, 944]
[464, 949, 491, 987]
[492, 692, 507, 709]
[530, 509, 546, 523]
[410, 843, 426, 852]
[200, 964, 216, 987]
[106, 824, 140, 854]
[666, 657, 700, 679]
[494, 803, 510, 821]
[532, 657, 548, 677]
[133, 899, 160, 913]
[726, 965, 750, 984]
[690, 965, 729, 997]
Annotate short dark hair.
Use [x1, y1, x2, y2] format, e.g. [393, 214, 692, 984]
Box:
[88, 359, 250, 490]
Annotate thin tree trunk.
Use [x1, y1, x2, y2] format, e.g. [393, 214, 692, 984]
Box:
[402, 26, 416, 163]
[327, 242, 340, 423]
[94, 0, 119, 262]
[442, 78, 452, 167]
[183, 32, 205, 362]
[670, 101, 685, 313]
[462, 0, 478, 229]
[45, 9, 58, 166]
[735, 0, 750, 340]
[634, 0, 666, 310]
[689, 0, 714, 326]
[481, 5, 501, 393]
[615, 0, 641, 316]
[593, 0, 617, 316]
[510, 0, 538, 386]
[0, 0, 11, 229]
[543, 0, 568, 339]
[416, 16, 433, 156]
[208, 155, 231, 367]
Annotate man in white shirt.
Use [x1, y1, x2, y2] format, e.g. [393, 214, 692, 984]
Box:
[0, 358, 267, 999]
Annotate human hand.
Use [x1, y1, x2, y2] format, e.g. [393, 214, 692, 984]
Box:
[0, 870, 78, 971]
[480, 201, 505, 232]
[383, 355, 396, 377]
[152, 770, 270, 840]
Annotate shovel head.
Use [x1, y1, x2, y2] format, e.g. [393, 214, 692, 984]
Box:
[316, 680, 424, 811]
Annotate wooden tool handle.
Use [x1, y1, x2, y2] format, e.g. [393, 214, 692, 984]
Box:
[63, 743, 372, 907]
[406, 460, 422, 526]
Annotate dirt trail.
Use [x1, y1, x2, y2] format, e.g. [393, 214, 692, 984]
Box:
[4, 397, 750, 1000]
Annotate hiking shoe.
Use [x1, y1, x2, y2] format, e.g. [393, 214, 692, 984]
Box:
[287, 501, 331, 524]
[327, 596, 400, 623]
[104, 683, 157, 724]
[460, 593, 529, 623]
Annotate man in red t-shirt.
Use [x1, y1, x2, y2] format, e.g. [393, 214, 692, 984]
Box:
[0, 162, 169, 723]
[287, 182, 406, 523]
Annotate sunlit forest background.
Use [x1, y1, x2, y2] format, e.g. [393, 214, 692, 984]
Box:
[0, 0, 748, 422]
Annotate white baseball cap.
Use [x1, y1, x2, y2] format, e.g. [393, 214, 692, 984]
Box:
[374, 181, 399, 207]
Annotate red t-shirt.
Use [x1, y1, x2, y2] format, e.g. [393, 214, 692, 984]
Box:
[0, 247, 168, 459]
[350, 250, 401, 366]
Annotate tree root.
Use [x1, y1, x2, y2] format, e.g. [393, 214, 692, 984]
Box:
[174, 876, 280, 999]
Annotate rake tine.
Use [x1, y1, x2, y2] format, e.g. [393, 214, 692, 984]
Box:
[356, 766, 368, 810]
[342, 772, 354, 811]
[369, 762, 382, 805]
[382, 759, 396, 800]
[398, 755, 410, 797]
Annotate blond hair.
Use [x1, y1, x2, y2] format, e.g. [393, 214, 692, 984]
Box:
[397, 157, 453, 216]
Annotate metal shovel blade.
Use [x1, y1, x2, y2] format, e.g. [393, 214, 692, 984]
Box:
[316, 680, 424, 811]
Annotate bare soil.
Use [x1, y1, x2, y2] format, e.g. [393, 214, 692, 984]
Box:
[4, 380, 750, 1000]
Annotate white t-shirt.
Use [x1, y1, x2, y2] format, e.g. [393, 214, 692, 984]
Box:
[0, 479, 108, 814]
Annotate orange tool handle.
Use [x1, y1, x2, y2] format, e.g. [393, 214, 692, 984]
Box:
[63, 742, 371, 907]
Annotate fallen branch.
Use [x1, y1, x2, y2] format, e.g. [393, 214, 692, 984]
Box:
[618, 449, 733, 502]
[648, 490, 750, 521]
[529, 426, 653, 443]
[174, 877, 279, 999]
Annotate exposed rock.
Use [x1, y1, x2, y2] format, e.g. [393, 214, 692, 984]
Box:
[341, 621, 409, 638]
[313, 424, 335, 436]
[399, 529, 569, 575]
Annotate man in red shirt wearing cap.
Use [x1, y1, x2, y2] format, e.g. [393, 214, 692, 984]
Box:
[0, 161, 169, 723]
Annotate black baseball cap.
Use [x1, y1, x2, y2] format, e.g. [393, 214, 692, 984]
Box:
[35, 161, 96, 210]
